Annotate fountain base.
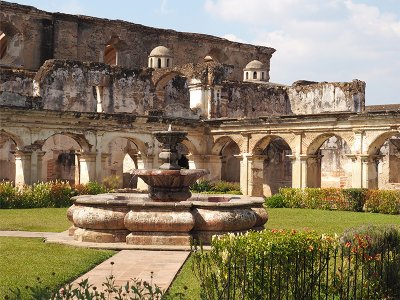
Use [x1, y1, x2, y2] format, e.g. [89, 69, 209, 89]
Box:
[68, 193, 268, 245]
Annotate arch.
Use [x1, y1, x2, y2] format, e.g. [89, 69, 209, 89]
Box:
[252, 135, 293, 196]
[102, 134, 149, 157]
[307, 132, 352, 155]
[157, 58, 162, 68]
[44, 132, 91, 153]
[306, 133, 352, 188]
[42, 134, 83, 184]
[367, 131, 400, 155]
[106, 137, 141, 188]
[212, 136, 240, 156]
[104, 44, 117, 65]
[0, 22, 23, 66]
[206, 48, 229, 64]
[245, 72, 249, 80]
[166, 58, 170, 68]
[253, 71, 257, 79]
[0, 131, 18, 182]
[0, 129, 24, 150]
[154, 71, 189, 107]
[251, 135, 293, 155]
[0, 31, 7, 59]
[366, 131, 400, 189]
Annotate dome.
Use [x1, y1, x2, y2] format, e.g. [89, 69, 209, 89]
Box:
[244, 60, 265, 70]
[149, 46, 172, 57]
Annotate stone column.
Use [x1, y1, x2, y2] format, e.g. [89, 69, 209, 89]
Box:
[306, 154, 323, 188]
[202, 155, 221, 182]
[247, 155, 266, 196]
[78, 152, 97, 184]
[288, 155, 302, 188]
[361, 155, 381, 189]
[31, 150, 46, 183]
[14, 150, 32, 186]
[186, 154, 206, 170]
[347, 155, 363, 188]
[136, 155, 154, 191]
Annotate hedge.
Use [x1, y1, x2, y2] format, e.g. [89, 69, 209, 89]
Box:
[265, 188, 400, 215]
[0, 181, 108, 209]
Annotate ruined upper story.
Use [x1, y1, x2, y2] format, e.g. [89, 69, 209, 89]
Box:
[0, 1, 366, 119]
[0, 1, 274, 80]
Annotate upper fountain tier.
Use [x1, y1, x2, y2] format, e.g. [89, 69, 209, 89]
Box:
[133, 128, 209, 202]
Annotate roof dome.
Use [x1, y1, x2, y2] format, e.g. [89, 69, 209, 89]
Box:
[149, 46, 172, 57]
[244, 60, 265, 70]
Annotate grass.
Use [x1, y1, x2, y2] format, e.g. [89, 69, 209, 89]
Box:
[265, 208, 400, 234]
[169, 208, 400, 298]
[0, 237, 115, 299]
[0, 208, 70, 232]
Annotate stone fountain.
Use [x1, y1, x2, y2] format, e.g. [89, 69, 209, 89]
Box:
[67, 128, 268, 246]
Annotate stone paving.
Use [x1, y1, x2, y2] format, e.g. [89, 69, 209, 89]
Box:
[72, 250, 190, 291]
[0, 231, 191, 291]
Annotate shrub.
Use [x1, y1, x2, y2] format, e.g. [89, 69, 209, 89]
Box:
[83, 181, 107, 195]
[279, 188, 304, 208]
[192, 226, 400, 299]
[102, 175, 121, 191]
[365, 190, 400, 214]
[191, 180, 241, 194]
[190, 180, 214, 193]
[264, 193, 285, 208]
[341, 188, 367, 212]
[0, 181, 108, 209]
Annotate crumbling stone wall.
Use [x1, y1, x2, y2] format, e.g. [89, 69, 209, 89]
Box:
[0, 1, 275, 81]
[220, 82, 291, 118]
[288, 80, 365, 114]
[0, 68, 35, 107]
[34, 60, 154, 114]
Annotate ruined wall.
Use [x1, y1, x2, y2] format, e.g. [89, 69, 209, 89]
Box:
[0, 3, 53, 69]
[0, 68, 35, 107]
[34, 60, 154, 114]
[220, 82, 291, 118]
[0, 1, 275, 81]
[288, 80, 365, 114]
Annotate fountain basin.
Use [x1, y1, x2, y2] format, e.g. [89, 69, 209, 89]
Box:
[69, 194, 268, 245]
[133, 169, 209, 202]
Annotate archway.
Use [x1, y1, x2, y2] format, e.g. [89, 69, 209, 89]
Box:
[154, 72, 189, 108]
[307, 134, 352, 188]
[220, 139, 240, 183]
[367, 132, 400, 189]
[0, 31, 7, 59]
[42, 134, 82, 184]
[106, 137, 143, 189]
[104, 44, 117, 65]
[254, 136, 292, 196]
[0, 132, 17, 181]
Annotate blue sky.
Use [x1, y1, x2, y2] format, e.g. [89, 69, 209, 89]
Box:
[9, 0, 400, 105]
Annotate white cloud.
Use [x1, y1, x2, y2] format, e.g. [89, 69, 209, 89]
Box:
[204, 0, 400, 104]
[222, 34, 248, 43]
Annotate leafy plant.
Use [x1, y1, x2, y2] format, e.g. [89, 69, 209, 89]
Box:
[264, 193, 285, 208]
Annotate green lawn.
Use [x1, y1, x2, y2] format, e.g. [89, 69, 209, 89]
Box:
[0, 237, 115, 299]
[1, 207, 399, 299]
[0, 208, 70, 232]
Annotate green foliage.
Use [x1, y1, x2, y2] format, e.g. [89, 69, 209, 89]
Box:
[0, 181, 109, 209]
[192, 230, 338, 299]
[275, 188, 400, 215]
[341, 188, 368, 212]
[191, 180, 241, 194]
[102, 175, 121, 191]
[192, 226, 400, 299]
[264, 193, 285, 208]
[365, 189, 400, 214]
